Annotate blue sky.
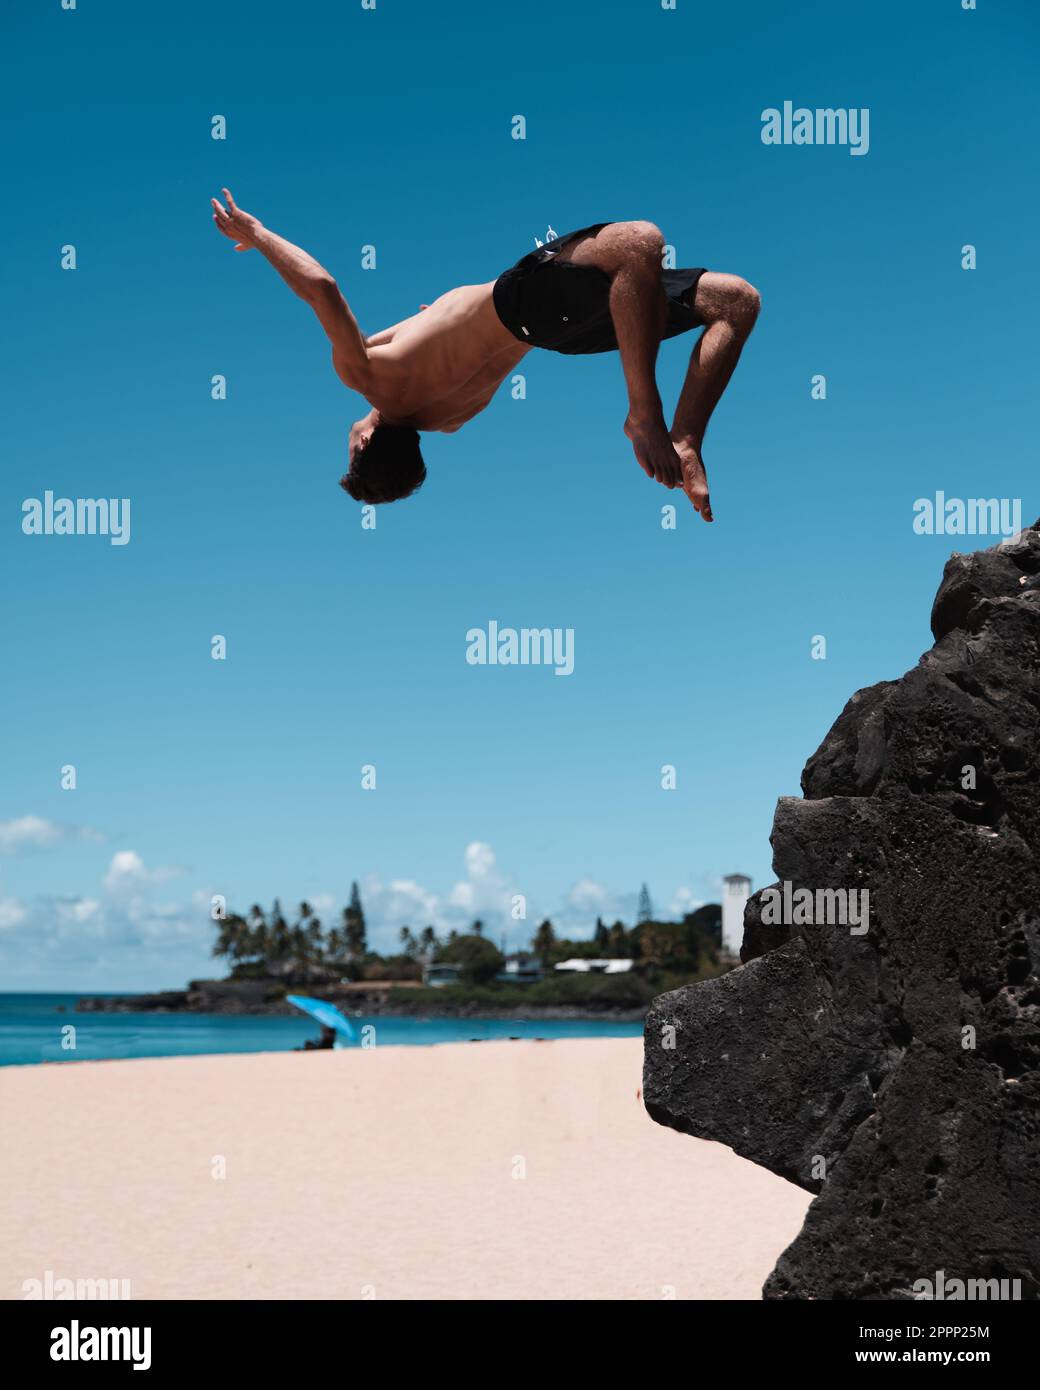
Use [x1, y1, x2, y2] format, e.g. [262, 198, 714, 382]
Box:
[2, 0, 1037, 988]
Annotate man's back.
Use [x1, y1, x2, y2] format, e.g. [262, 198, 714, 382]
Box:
[359, 283, 529, 430]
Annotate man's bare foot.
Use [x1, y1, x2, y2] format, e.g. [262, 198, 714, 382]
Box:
[624, 416, 683, 488]
[672, 436, 713, 521]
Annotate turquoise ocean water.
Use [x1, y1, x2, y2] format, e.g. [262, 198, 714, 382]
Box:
[0, 994, 642, 1067]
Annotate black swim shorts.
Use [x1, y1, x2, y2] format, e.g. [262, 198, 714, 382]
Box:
[492, 222, 708, 355]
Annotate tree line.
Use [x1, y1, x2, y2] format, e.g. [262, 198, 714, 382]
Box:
[212, 882, 723, 985]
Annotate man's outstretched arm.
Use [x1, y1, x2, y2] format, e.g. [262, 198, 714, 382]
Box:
[211, 188, 371, 390]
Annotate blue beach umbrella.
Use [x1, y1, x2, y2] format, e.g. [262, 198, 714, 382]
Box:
[286, 994, 356, 1043]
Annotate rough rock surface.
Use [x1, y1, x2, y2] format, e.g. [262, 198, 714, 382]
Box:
[644, 524, 1040, 1299]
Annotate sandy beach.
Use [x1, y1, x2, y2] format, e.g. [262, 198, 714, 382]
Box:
[2, 1038, 809, 1301]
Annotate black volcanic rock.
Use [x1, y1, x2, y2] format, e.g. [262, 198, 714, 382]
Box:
[644, 523, 1040, 1300]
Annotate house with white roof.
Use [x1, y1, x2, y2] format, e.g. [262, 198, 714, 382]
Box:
[553, 958, 634, 975]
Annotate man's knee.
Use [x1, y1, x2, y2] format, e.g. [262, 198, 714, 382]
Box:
[618, 220, 665, 263]
[698, 273, 761, 329]
[575, 220, 665, 275]
[725, 276, 761, 327]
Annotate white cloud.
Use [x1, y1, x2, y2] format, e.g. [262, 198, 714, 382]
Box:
[553, 878, 636, 933]
[103, 849, 148, 893]
[666, 885, 706, 918]
[445, 841, 513, 916]
[358, 845, 707, 951]
[553, 879, 707, 931]
[365, 877, 440, 927]
[103, 851, 187, 895]
[0, 815, 103, 855]
[0, 832, 723, 987]
[358, 841, 519, 951]
[0, 891, 27, 931]
[0, 851, 209, 982]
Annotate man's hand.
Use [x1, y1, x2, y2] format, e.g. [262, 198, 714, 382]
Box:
[211, 188, 262, 251]
[672, 436, 714, 522]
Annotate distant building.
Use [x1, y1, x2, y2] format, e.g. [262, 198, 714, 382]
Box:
[553, 958, 634, 975]
[423, 962, 463, 987]
[496, 952, 544, 984]
[722, 874, 752, 956]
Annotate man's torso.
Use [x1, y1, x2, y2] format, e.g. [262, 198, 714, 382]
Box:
[364, 283, 529, 431]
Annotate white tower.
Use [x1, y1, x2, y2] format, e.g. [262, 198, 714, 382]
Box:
[722, 874, 752, 956]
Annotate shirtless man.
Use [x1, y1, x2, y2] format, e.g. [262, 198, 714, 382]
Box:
[211, 189, 760, 519]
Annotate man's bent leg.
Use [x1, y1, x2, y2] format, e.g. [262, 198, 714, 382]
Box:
[671, 272, 761, 521]
[563, 222, 683, 487]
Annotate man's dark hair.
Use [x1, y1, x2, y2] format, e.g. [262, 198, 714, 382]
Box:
[340, 424, 426, 505]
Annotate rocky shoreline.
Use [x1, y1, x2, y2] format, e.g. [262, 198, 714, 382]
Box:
[74, 977, 647, 1023]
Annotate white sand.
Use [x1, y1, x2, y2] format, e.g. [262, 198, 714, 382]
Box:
[1, 1038, 809, 1300]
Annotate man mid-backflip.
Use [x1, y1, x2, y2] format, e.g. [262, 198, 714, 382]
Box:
[211, 189, 760, 520]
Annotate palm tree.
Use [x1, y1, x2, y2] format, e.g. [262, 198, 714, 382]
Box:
[344, 881, 367, 957]
[212, 914, 240, 962]
[532, 919, 556, 967]
[244, 904, 267, 965]
[269, 901, 291, 963]
[299, 902, 324, 963]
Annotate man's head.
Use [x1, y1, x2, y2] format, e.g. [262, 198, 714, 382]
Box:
[340, 413, 426, 505]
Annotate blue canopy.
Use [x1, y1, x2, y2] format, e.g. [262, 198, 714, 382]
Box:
[286, 994, 356, 1042]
